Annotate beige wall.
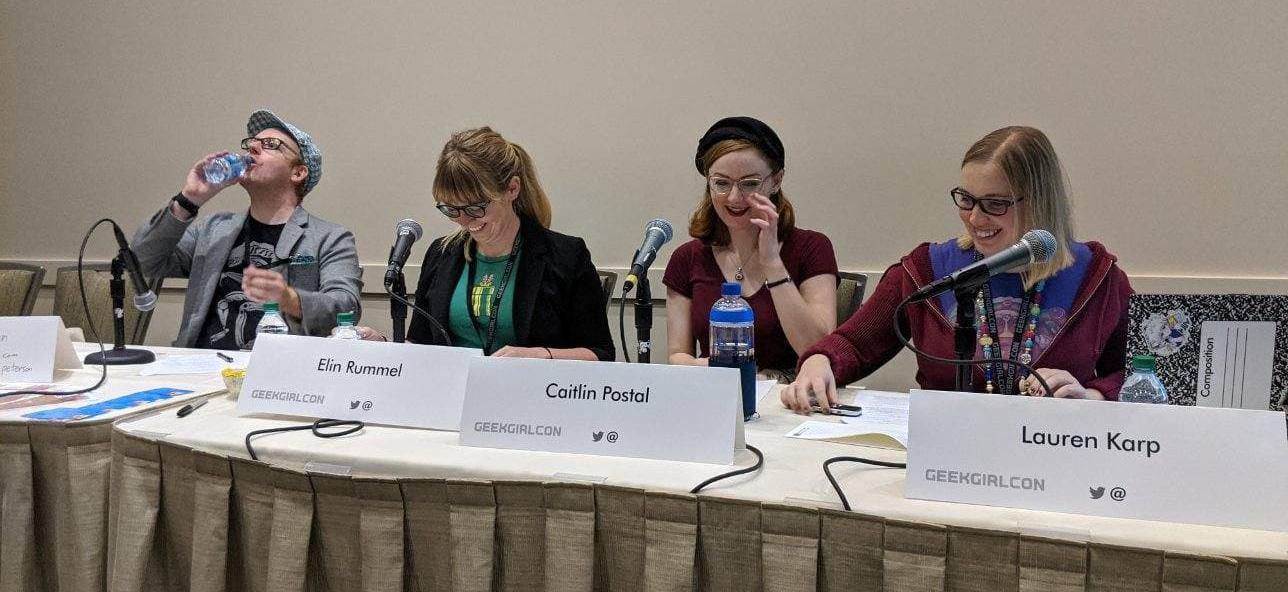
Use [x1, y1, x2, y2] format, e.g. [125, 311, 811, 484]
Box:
[4, 2, 1288, 390]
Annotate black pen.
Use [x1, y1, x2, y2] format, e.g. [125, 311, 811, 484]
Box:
[177, 399, 208, 417]
[216, 352, 234, 363]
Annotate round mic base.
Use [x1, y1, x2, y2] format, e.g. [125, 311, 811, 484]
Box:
[84, 347, 156, 366]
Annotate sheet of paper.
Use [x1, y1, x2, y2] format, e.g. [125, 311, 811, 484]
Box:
[138, 352, 250, 376]
[840, 390, 910, 442]
[0, 392, 91, 411]
[756, 380, 776, 402]
[786, 420, 907, 450]
[784, 390, 910, 449]
[0, 371, 221, 422]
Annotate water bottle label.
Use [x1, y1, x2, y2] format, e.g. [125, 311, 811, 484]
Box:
[1120, 374, 1166, 404]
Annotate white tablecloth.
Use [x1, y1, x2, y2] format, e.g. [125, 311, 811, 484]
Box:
[114, 371, 1288, 562]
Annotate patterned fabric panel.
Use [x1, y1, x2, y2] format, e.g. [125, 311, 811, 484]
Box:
[1127, 294, 1288, 410]
[0, 269, 37, 316]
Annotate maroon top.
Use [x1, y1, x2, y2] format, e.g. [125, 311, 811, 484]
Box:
[800, 241, 1133, 400]
[663, 228, 838, 371]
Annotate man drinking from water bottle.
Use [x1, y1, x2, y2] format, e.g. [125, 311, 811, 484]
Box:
[131, 109, 362, 350]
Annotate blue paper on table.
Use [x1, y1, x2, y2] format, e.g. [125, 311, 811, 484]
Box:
[22, 387, 193, 421]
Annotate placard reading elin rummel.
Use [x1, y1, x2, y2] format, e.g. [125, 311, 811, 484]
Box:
[459, 357, 742, 464]
[238, 334, 482, 430]
[905, 390, 1288, 531]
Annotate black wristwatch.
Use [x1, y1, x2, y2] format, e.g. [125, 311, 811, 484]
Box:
[171, 193, 200, 217]
[765, 276, 792, 289]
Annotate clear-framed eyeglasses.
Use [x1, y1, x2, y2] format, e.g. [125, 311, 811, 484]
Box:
[708, 172, 775, 197]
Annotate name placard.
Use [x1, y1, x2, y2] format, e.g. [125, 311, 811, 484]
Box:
[0, 316, 82, 382]
[459, 357, 742, 464]
[906, 390, 1288, 531]
[237, 334, 482, 430]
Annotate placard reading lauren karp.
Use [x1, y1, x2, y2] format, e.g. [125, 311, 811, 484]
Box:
[459, 357, 742, 464]
[237, 334, 482, 430]
[906, 389, 1288, 531]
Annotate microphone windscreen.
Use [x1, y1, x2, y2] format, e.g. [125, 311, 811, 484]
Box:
[134, 291, 158, 312]
[647, 218, 674, 243]
[1022, 229, 1058, 263]
[396, 219, 424, 241]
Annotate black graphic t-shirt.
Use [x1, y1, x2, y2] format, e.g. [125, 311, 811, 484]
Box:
[197, 217, 285, 350]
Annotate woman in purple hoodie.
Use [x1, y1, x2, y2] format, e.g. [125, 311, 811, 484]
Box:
[782, 126, 1133, 413]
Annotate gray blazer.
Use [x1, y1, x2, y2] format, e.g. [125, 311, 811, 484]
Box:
[132, 203, 363, 347]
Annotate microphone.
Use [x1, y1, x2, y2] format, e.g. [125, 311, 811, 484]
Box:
[908, 229, 1057, 303]
[111, 224, 157, 311]
[384, 219, 423, 287]
[622, 218, 674, 293]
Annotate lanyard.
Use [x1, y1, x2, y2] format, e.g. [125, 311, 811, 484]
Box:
[465, 233, 522, 355]
[978, 279, 1037, 395]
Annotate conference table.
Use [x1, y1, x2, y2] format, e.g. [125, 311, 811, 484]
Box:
[4, 344, 1287, 592]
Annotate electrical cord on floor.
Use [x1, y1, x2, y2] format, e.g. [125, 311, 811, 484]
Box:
[823, 455, 907, 511]
[690, 444, 764, 494]
[1, 219, 113, 400]
[244, 418, 365, 461]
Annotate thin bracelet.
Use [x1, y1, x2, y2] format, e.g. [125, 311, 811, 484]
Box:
[765, 276, 792, 289]
[545, 347, 554, 359]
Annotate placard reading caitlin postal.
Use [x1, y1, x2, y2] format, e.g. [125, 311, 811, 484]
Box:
[905, 390, 1288, 531]
[237, 333, 482, 430]
[0, 316, 82, 382]
[459, 357, 741, 464]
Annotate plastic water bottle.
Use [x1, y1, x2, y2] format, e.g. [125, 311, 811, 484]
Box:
[1120, 355, 1168, 404]
[330, 311, 360, 340]
[255, 302, 290, 338]
[710, 281, 757, 420]
[203, 153, 252, 185]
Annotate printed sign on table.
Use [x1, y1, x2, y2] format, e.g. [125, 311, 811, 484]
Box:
[237, 334, 481, 430]
[906, 389, 1288, 531]
[459, 357, 742, 464]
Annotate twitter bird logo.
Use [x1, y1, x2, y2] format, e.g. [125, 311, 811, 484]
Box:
[591, 431, 604, 442]
[1089, 486, 1105, 499]
[349, 400, 361, 410]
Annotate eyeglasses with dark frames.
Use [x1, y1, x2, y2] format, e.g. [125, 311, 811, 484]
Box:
[240, 136, 300, 155]
[950, 188, 1024, 216]
[436, 201, 491, 219]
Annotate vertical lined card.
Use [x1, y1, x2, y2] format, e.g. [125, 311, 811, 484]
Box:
[1194, 321, 1276, 410]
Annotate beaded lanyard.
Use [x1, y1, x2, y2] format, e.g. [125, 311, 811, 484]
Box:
[974, 261, 1045, 394]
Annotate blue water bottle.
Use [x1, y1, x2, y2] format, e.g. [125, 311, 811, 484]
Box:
[203, 153, 252, 185]
[710, 281, 757, 420]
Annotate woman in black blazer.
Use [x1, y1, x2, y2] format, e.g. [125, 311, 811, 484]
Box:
[399, 127, 614, 361]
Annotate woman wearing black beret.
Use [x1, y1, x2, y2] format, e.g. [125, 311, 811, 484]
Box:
[663, 116, 839, 380]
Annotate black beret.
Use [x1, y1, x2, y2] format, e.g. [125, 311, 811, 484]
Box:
[694, 116, 785, 174]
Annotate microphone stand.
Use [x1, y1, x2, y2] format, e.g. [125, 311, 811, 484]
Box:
[952, 284, 980, 391]
[388, 272, 408, 344]
[84, 256, 156, 365]
[632, 254, 653, 363]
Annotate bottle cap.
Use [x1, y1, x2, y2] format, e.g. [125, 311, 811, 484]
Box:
[263, 302, 279, 313]
[337, 311, 354, 325]
[1130, 354, 1156, 372]
[721, 282, 741, 297]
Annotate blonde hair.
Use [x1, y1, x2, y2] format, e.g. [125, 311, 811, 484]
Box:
[688, 139, 796, 246]
[433, 127, 553, 255]
[957, 126, 1075, 289]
